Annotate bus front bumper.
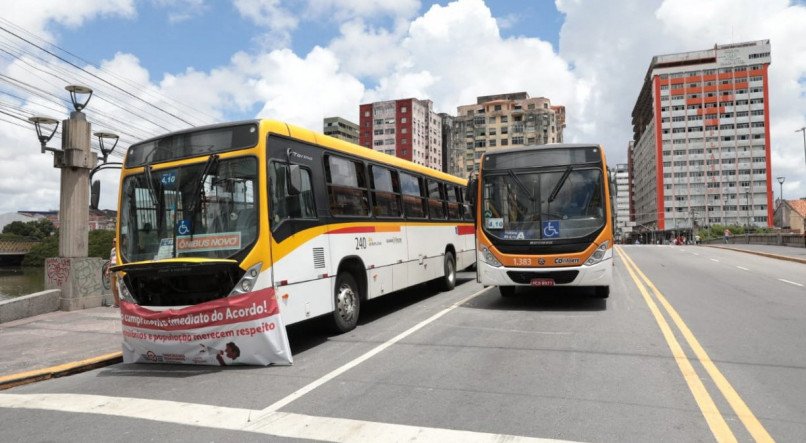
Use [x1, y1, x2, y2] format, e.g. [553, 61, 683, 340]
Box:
[478, 257, 613, 287]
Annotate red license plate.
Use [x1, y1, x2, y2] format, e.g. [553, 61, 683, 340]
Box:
[530, 278, 555, 287]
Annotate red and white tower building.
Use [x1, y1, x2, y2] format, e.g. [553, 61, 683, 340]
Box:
[630, 40, 773, 232]
[359, 98, 443, 171]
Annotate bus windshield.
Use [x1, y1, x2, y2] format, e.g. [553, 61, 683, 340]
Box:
[119, 156, 258, 262]
[482, 167, 605, 241]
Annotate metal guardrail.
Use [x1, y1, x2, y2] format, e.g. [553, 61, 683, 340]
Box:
[703, 233, 806, 248]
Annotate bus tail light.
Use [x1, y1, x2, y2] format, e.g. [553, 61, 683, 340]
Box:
[584, 242, 609, 266]
[229, 262, 262, 296]
[480, 246, 502, 267]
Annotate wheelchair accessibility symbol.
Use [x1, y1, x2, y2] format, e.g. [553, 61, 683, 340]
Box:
[177, 219, 191, 236]
[542, 221, 560, 238]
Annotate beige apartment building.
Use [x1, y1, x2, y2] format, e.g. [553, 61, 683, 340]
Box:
[323, 116, 359, 144]
[452, 92, 565, 177]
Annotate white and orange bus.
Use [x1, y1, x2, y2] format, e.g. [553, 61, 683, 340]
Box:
[113, 120, 475, 332]
[469, 144, 614, 298]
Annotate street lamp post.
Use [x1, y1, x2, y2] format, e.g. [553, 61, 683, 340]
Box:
[28, 85, 118, 310]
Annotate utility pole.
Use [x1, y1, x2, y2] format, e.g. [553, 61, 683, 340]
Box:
[797, 127, 806, 168]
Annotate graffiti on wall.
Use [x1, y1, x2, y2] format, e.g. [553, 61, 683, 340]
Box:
[46, 258, 71, 287]
[72, 258, 104, 297]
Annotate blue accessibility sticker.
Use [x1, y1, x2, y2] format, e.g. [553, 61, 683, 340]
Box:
[542, 220, 560, 239]
[176, 219, 192, 236]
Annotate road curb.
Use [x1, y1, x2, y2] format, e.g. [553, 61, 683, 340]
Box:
[706, 245, 806, 264]
[0, 352, 122, 391]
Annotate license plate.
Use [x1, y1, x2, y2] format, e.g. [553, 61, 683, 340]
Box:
[530, 278, 555, 287]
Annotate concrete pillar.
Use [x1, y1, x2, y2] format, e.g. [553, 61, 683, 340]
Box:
[46, 110, 101, 310]
[58, 111, 95, 257]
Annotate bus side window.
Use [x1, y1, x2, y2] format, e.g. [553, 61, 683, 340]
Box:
[369, 165, 402, 218]
[446, 184, 461, 220]
[325, 155, 370, 217]
[427, 180, 445, 219]
[269, 162, 316, 229]
[400, 172, 425, 218]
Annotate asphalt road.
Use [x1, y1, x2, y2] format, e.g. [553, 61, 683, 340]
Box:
[1, 245, 804, 442]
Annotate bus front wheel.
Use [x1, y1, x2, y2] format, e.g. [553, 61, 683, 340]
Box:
[594, 286, 610, 298]
[499, 286, 516, 297]
[332, 273, 361, 333]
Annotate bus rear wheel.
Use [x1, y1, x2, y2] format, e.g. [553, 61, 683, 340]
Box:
[332, 273, 361, 333]
[594, 286, 610, 298]
[439, 252, 456, 291]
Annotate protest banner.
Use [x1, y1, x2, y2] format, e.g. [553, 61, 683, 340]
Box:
[120, 287, 292, 366]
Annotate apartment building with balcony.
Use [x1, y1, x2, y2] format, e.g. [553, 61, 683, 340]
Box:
[614, 163, 632, 240]
[630, 40, 773, 231]
[358, 98, 443, 171]
[452, 92, 565, 176]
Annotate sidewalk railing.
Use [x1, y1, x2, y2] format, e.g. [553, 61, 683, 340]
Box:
[703, 233, 806, 248]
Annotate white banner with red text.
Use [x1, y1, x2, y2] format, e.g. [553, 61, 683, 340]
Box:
[120, 287, 292, 366]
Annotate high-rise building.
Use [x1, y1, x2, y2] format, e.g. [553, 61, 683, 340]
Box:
[614, 163, 631, 241]
[323, 117, 359, 144]
[358, 98, 443, 170]
[439, 113, 466, 177]
[630, 40, 773, 231]
[453, 92, 565, 176]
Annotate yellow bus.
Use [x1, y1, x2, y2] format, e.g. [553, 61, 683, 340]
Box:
[113, 120, 475, 333]
[469, 144, 614, 298]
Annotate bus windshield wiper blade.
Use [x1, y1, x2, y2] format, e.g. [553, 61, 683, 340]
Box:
[187, 154, 219, 235]
[548, 166, 572, 203]
[507, 169, 534, 201]
[144, 165, 159, 206]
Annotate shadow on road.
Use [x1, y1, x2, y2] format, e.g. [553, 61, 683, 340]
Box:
[285, 276, 476, 354]
[463, 285, 607, 312]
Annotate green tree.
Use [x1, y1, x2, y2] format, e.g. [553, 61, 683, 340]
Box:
[2, 219, 56, 240]
[22, 229, 115, 266]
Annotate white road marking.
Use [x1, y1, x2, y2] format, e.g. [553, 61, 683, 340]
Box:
[693, 253, 700, 256]
[778, 279, 804, 287]
[0, 393, 573, 442]
[736, 266, 749, 271]
[710, 259, 720, 263]
[260, 286, 493, 414]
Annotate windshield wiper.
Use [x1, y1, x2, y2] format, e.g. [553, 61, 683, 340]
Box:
[507, 169, 535, 201]
[186, 154, 219, 236]
[144, 165, 159, 206]
[548, 166, 573, 203]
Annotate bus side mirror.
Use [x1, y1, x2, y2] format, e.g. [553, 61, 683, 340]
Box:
[90, 180, 100, 210]
[287, 164, 302, 196]
[466, 178, 478, 205]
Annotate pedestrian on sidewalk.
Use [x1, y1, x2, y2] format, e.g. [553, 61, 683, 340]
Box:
[723, 228, 732, 244]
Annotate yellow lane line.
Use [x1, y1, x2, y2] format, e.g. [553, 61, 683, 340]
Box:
[615, 246, 736, 443]
[618, 247, 774, 442]
[0, 352, 123, 389]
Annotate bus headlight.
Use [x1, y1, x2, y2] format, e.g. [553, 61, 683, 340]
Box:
[584, 241, 609, 266]
[229, 262, 262, 296]
[480, 246, 503, 267]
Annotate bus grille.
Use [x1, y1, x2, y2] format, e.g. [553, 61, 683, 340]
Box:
[506, 270, 579, 284]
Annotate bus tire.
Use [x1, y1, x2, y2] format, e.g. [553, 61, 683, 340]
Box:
[332, 273, 361, 333]
[499, 286, 516, 297]
[594, 286, 610, 298]
[439, 252, 456, 291]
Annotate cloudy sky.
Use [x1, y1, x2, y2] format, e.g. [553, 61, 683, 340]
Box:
[0, 0, 804, 214]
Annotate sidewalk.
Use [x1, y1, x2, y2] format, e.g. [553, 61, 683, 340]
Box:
[0, 307, 122, 390]
[706, 243, 806, 264]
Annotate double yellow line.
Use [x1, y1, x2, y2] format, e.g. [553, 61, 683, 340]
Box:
[616, 246, 773, 443]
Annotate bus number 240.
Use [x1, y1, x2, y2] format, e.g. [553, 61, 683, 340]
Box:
[355, 237, 367, 250]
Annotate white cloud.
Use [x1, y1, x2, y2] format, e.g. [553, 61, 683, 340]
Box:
[0, 0, 136, 39]
[232, 0, 299, 49]
[363, 0, 581, 119]
[305, 0, 420, 23]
